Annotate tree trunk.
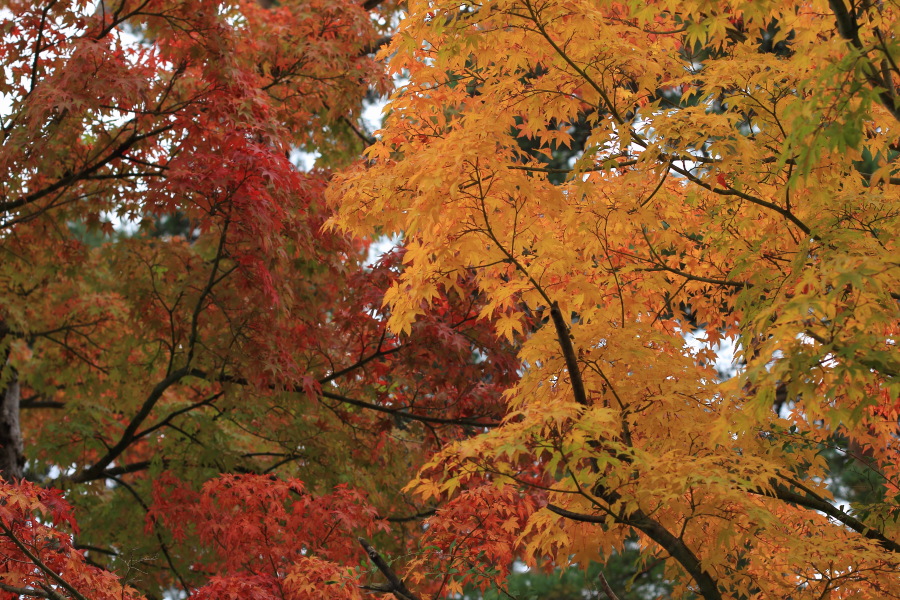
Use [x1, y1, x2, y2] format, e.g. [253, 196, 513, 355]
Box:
[0, 325, 24, 481]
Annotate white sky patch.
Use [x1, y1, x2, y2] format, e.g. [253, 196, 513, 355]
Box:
[366, 233, 402, 267]
[362, 97, 388, 134]
[683, 328, 740, 380]
[512, 561, 530, 573]
[361, 72, 410, 138]
[290, 148, 322, 172]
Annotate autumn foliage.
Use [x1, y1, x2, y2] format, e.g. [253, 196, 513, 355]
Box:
[1, 0, 900, 598]
[330, 0, 900, 596]
[1, 0, 514, 598]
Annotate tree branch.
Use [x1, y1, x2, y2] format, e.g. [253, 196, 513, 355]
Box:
[546, 504, 722, 600]
[828, 0, 900, 122]
[598, 570, 622, 600]
[0, 582, 52, 599]
[321, 390, 500, 427]
[0, 123, 174, 215]
[360, 35, 393, 56]
[751, 480, 900, 554]
[0, 522, 90, 600]
[68, 367, 205, 483]
[549, 303, 588, 406]
[385, 508, 437, 523]
[358, 537, 422, 600]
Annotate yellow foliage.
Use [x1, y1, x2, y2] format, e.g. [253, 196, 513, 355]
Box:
[328, 0, 900, 595]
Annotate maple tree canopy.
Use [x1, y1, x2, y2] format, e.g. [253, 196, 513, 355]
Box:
[1, 0, 899, 598]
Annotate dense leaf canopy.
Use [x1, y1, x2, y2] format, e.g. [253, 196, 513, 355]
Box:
[1, 0, 899, 599]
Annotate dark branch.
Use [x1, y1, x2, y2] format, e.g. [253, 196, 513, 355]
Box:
[0, 582, 52, 599]
[20, 398, 65, 409]
[385, 508, 437, 523]
[360, 35, 392, 56]
[549, 303, 588, 406]
[0, 522, 90, 600]
[828, 0, 900, 121]
[0, 123, 174, 215]
[753, 481, 900, 554]
[547, 504, 722, 600]
[358, 537, 422, 600]
[598, 571, 622, 600]
[321, 390, 501, 428]
[68, 367, 205, 484]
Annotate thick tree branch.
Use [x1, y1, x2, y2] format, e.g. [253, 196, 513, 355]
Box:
[829, 0, 900, 122]
[20, 396, 65, 410]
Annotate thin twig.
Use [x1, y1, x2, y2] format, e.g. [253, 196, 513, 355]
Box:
[598, 570, 622, 600]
